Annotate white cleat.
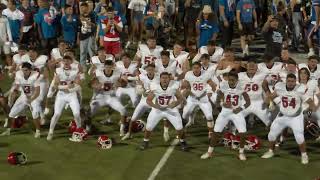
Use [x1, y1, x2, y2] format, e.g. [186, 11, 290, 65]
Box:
[44, 108, 50, 115]
[121, 133, 132, 141]
[239, 153, 247, 161]
[47, 133, 53, 141]
[301, 154, 309, 165]
[34, 131, 41, 138]
[3, 118, 8, 128]
[0, 129, 10, 136]
[261, 150, 274, 159]
[201, 152, 213, 159]
[163, 131, 170, 142]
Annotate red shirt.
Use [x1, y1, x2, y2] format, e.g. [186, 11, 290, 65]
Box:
[103, 16, 123, 42]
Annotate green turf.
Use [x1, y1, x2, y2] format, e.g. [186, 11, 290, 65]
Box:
[1, 68, 320, 180]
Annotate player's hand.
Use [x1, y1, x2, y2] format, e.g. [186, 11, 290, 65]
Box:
[238, 23, 243, 31]
[233, 107, 242, 114]
[223, 102, 232, 109]
[224, 20, 229, 27]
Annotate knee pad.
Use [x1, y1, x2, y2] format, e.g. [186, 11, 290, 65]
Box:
[268, 132, 277, 142]
[294, 132, 305, 145]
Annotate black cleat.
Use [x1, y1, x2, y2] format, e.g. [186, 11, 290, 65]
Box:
[140, 141, 149, 150]
[180, 141, 188, 151]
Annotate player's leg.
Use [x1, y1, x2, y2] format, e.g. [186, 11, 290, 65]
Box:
[201, 110, 230, 159]
[44, 79, 57, 115]
[165, 109, 187, 151]
[122, 99, 150, 140]
[140, 109, 163, 150]
[182, 97, 197, 127]
[199, 100, 214, 137]
[47, 93, 67, 140]
[30, 99, 42, 138]
[127, 87, 139, 106]
[1, 96, 28, 136]
[68, 93, 82, 128]
[261, 115, 287, 159]
[289, 114, 309, 164]
[230, 112, 247, 160]
[107, 96, 127, 136]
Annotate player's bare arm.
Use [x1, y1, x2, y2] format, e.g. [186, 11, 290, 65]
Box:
[146, 91, 162, 110]
[167, 90, 184, 109]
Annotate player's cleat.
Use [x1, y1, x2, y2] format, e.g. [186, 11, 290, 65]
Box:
[238, 153, 247, 161]
[3, 118, 8, 128]
[47, 133, 53, 141]
[301, 154, 309, 165]
[140, 141, 149, 150]
[261, 150, 274, 159]
[34, 131, 41, 138]
[180, 141, 188, 151]
[44, 108, 50, 115]
[163, 131, 170, 142]
[200, 152, 213, 159]
[0, 129, 10, 136]
[121, 133, 132, 141]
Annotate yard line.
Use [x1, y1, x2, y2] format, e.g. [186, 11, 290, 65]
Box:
[147, 139, 179, 180]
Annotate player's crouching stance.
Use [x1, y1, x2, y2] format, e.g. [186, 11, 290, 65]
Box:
[1, 62, 42, 138]
[201, 71, 250, 161]
[261, 74, 315, 164]
[140, 72, 188, 151]
[46, 56, 82, 141]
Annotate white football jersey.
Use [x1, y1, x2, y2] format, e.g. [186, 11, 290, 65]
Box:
[95, 69, 121, 95]
[258, 62, 283, 88]
[150, 81, 179, 108]
[116, 61, 137, 87]
[169, 50, 189, 66]
[219, 81, 245, 109]
[184, 71, 211, 97]
[136, 44, 163, 68]
[21, 54, 48, 72]
[14, 70, 40, 96]
[298, 63, 320, 80]
[13, 53, 24, 66]
[274, 82, 308, 116]
[51, 48, 63, 61]
[56, 66, 80, 86]
[139, 73, 160, 92]
[155, 59, 182, 77]
[299, 79, 319, 109]
[238, 72, 267, 101]
[279, 70, 298, 82]
[199, 46, 224, 63]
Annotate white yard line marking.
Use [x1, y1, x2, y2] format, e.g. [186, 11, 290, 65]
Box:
[147, 139, 179, 180]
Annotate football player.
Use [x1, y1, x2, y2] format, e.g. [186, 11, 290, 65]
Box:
[298, 55, 320, 80]
[168, 41, 190, 73]
[122, 64, 159, 140]
[134, 36, 163, 68]
[1, 62, 42, 138]
[261, 73, 316, 164]
[239, 60, 271, 127]
[46, 56, 82, 141]
[140, 72, 187, 151]
[89, 60, 128, 137]
[201, 71, 250, 161]
[155, 50, 184, 80]
[88, 47, 115, 76]
[182, 62, 217, 135]
[192, 40, 224, 63]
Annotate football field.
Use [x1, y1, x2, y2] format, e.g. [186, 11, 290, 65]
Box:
[1, 40, 320, 180]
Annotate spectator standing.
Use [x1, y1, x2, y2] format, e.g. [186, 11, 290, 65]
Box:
[156, 6, 172, 49]
[79, 2, 96, 69]
[184, 0, 202, 49]
[196, 5, 219, 48]
[60, 4, 78, 47]
[290, 0, 305, 51]
[19, 0, 37, 46]
[127, 0, 146, 47]
[96, 5, 107, 47]
[236, 0, 258, 56]
[219, 0, 236, 48]
[0, 3, 12, 67]
[2, 0, 24, 43]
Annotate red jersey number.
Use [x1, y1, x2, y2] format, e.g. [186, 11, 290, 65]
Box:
[192, 83, 204, 91]
[245, 84, 259, 92]
[282, 97, 296, 109]
[144, 56, 157, 65]
[226, 94, 239, 106]
[158, 96, 172, 105]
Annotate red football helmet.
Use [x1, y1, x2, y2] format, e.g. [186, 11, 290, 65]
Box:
[131, 120, 146, 133]
[69, 128, 88, 142]
[68, 120, 77, 133]
[223, 132, 235, 147]
[97, 135, 112, 149]
[245, 135, 261, 151]
[231, 135, 241, 150]
[7, 152, 27, 165]
[11, 116, 27, 128]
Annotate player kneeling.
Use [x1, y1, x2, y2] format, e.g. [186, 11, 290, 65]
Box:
[1, 63, 42, 138]
[140, 72, 187, 151]
[201, 71, 250, 161]
[261, 74, 315, 164]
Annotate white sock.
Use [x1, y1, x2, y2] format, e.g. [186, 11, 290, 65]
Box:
[143, 138, 149, 142]
[164, 126, 169, 133]
[239, 148, 244, 154]
[301, 152, 307, 156]
[36, 129, 40, 133]
[120, 124, 124, 131]
[7, 128, 11, 132]
[208, 146, 214, 153]
[49, 129, 54, 134]
[309, 48, 314, 52]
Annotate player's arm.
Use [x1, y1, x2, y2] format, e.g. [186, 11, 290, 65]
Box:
[207, 79, 217, 92]
[181, 80, 191, 97]
[8, 84, 19, 106]
[215, 90, 225, 107]
[168, 90, 184, 109]
[134, 49, 142, 68]
[28, 85, 40, 103]
[146, 91, 161, 109]
[306, 98, 317, 112]
[233, 91, 250, 114]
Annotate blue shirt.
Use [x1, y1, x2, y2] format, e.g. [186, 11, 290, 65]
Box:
[219, 0, 236, 22]
[236, 0, 256, 23]
[60, 14, 78, 44]
[96, 15, 107, 36]
[34, 8, 56, 39]
[198, 20, 219, 47]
